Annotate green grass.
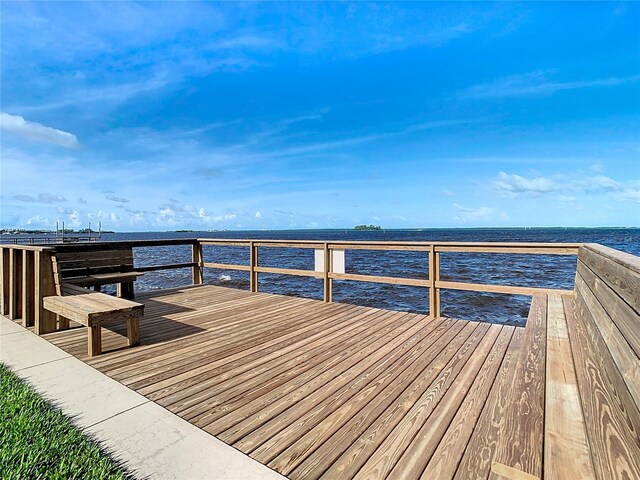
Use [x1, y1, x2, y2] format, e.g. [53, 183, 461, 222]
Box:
[0, 363, 132, 480]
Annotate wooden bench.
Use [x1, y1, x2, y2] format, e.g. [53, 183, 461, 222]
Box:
[484, 243, 640, 480]
[52, 247, 143, 299]
[44, 284, 144, 357]
[565, 243, 640, 479]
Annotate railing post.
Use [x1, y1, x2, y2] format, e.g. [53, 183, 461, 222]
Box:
[0, 247, 9, 316]
[429, 245, 439, 318]
[34, 250, 57, 334]
[22, 250, 35, 327]
[434, 251, 441, 318]
[323, 243, 332, 302]
[192, 241, 203, 285]
[249, 241, 258, 292]
[8, 248, 23, 320]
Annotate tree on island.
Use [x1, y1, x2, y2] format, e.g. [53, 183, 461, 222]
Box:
[354, 224, 382, 231]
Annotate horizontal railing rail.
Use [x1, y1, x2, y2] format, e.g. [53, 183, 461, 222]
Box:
[1, 238, 583, 333]
[195, 239, 582, 316]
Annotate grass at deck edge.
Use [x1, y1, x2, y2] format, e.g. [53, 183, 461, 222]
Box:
[0, 363, 133, 480]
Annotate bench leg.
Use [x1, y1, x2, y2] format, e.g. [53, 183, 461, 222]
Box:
[57, 314, 69, 331]
[88, 326, 102, 356]
[127, 317, 140, 347]
[117, 282, 135, 300]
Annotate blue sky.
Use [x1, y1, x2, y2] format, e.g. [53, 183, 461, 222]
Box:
[1, 2, 639, 231]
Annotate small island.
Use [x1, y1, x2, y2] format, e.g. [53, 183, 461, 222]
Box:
[354, 224, 382, 231]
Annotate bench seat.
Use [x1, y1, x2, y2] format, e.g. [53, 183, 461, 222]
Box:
[43, 284, 143, 356]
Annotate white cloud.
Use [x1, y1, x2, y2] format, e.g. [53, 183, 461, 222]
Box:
[580, 175, 622, 194]
[453, 203, 494, 221]
[491, 170, 640, 207]
[17, 75, 172, 115]
[106, 194, 130, 203]
[617, 188, 640, 204]
[255, 210, 262, 218]
[213, 213, 237, 221]
[13, 193, 67, 203]
[26, 215, 51, 226]
[459, 70, 640, 99]
[68, 209, 81, 227]
[493, 172, 557, 198]
[159, 206, 175, 217]
[0, 112, 80, 148]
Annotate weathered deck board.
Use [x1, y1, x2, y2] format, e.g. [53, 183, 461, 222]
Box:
[201, 313, 437, 436]
[33, 284, 636, 480]
[453, 326, 524, 480]
[420, 326, 514, 479]
[544, 294, 596, 480]
[288, 319, 467, 479]
[488, 293, 547, 480]
[564, 295, 640, 480]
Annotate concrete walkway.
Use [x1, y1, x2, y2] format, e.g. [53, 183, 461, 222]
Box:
[0, 316, 286, 480]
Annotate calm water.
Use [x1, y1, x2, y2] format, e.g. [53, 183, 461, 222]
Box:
[86, 228, 640, 326]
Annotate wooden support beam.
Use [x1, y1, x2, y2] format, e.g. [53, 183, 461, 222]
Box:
[58, 315, 69, 330]
[34, 250, 57, 335]
[436, 280, 573, 297]
[22, 250, 35, 327]
[429, 248, 437, 318]
[116, 282, 134, 300]
[127, 317, 140, 347]
[89, 326, 102, 356]
[0, 247, 9, 316]
[203, 262, 251, 272]
[249, 242, 258, 292]
[323, 243, 331, 303]
[8, 248, 22, 320]
[254, 266, 323, 278]
[434, 251, 441, 318]
[329, 272, 427, 287]
[192, 242, 203, 285]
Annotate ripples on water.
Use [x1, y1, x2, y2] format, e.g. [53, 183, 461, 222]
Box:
[100, 228, 639, 326]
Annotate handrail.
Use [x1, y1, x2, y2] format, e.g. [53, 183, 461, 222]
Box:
[1, 239, 584, 333]
[195, 238, 582, 317]
[197, 238, 583, 250]
[49, 238, 199, 250]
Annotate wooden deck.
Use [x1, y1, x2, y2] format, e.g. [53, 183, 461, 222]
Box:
[36, 284, 635, 480]
[37, 285, 532, 479]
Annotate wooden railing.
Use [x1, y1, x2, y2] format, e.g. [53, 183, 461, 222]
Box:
[1, 239, 581, 333]
[198, 239, 580, 318]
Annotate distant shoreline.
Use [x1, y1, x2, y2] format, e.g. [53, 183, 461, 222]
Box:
[1, 226, 638, 236]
